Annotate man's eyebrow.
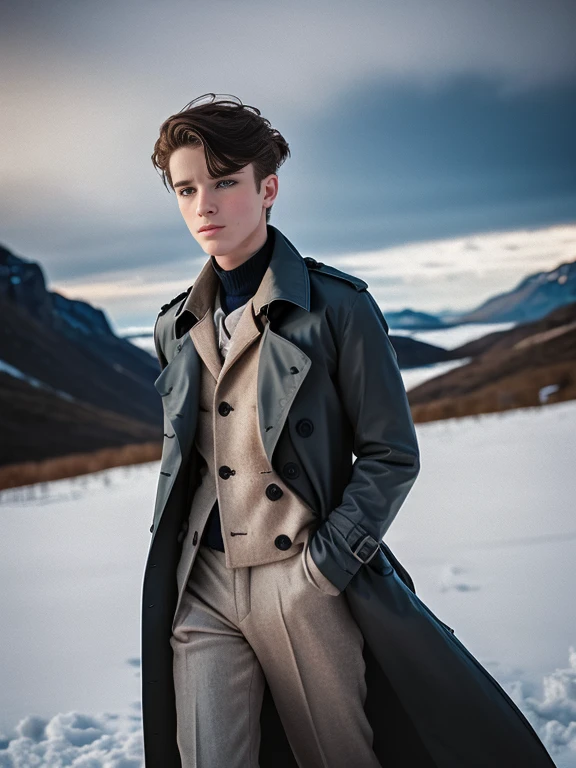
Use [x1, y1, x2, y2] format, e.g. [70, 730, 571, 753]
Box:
[173, 169, 245, 189]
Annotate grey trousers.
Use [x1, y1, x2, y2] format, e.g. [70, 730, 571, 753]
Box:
[170, 531, 381, 768]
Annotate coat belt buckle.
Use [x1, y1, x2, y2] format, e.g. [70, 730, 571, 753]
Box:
[351, 534, 380, 563]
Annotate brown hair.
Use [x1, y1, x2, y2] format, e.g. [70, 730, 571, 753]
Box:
[151, 93, 290, 223]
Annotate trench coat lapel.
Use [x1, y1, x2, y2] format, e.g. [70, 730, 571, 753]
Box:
[249, 227, 315, 462]
[151, 331, 201, 530]
[150, 257, 219, 530]
[257, 321, 312, 462]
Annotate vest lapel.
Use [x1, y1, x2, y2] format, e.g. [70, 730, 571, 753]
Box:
[217, 298, 262, 382]
[189, 309, 223, 382]
[189, 295, 263, 384]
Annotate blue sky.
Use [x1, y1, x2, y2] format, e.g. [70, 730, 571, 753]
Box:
[1, 0, 575, 327]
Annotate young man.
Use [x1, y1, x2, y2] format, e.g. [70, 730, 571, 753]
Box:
[147, 93, 387, 768]
[142, 94, 556, 768]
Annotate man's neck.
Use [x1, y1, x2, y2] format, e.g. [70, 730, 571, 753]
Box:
[210, 226, 274, 316]
[211, 222, 268, 271]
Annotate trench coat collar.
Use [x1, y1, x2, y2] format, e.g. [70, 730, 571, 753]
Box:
[173, 224, 311, 339]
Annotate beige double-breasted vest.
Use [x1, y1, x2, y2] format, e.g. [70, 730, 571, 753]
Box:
[174, 253, 336, 614]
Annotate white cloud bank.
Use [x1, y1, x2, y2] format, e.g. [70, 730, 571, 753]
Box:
[52, 221, 576, 331]
[0, 709, 143, 767]
[512, 648, 576, 764]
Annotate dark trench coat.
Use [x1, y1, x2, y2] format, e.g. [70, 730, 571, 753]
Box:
[141, 224, 556, 767]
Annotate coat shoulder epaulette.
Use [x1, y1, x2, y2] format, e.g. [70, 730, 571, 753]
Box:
[157, 285, 193, 316]
[303, 257, 367, 291]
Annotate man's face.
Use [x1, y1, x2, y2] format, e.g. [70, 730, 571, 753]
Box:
[169, 144, 277, 265]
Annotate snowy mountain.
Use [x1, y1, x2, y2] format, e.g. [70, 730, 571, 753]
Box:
[457, 259, 576, 324]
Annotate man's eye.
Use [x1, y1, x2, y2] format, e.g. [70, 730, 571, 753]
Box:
[179, 180, 235, 196]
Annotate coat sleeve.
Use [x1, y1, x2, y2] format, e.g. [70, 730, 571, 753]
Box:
[309, 288, 421, 592]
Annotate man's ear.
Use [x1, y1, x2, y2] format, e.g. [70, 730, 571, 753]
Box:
[262, 173, 279, 210]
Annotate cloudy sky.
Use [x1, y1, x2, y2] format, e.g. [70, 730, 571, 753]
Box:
[1, 0, 575, 329]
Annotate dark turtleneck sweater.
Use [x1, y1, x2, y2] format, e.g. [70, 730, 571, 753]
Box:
[201, 226, 275, 551]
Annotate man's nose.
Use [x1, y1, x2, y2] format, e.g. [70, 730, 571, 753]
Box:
[196, 189, 216, 217]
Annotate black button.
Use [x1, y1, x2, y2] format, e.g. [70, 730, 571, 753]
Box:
[289, 366, 299, 374]
[219, 465, 235, 479]
[181, 519, 189, 534]
[266, 484, 284, 501]
[192, 531, 198, 546]
[218, 401, 232, 416]
[296, 418, 314, 438]
[149, 524, 154, 533]
[275, 535, 292, 551]
[283, 462, 300, 480]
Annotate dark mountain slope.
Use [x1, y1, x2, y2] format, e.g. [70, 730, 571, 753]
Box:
[0, 296, 161, 426]
[408, 301, 576, 422]
[0, 372, 160, 465]
[0, 242, 163, 471]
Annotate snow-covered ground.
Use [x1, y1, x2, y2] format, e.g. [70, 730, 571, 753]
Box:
[0, 400, 574, 766]
[402, 357, 474, 391]
[395, 320, 517, 390]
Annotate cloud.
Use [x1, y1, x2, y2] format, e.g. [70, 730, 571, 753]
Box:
[0, 0, 574, 323]
[2, 0, 575, 100]
[47, 222, 576, 330]
[508, 647, 576, 759]
[0, 710, 143, 767]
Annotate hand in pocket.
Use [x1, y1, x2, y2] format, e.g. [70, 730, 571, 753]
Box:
[301, 531, 341, 596]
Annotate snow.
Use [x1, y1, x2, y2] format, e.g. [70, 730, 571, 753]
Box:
[540, 384, 561, 403]
[390, 320, 518, 349]
[402, 357, 473, 391]
[118, 326, 154, 338]
[126, 336, 156, 357]
[0, 360, 50, 389]
[0, 401, 575, 766]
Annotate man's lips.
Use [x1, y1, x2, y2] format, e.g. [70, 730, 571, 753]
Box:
[198, 225, 224, 234]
